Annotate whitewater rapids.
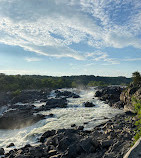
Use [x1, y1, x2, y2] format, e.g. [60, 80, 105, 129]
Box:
[0, 87, 123, 152]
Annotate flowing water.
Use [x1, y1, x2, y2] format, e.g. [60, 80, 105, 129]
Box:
[0, 87, 123, 152]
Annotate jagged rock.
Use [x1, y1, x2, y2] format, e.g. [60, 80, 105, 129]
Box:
[40, 130, 56, 143]
[83, 102, 96, 107]
[71, 124, 76, 127]
[95, 86, 124, 108]
[77, 126, 84, 130]
[6, 143, 15, 148]
[95, 91, 102, 97]
[120, 86, 141, 113]
[100, 140, 114, 148]
[46, 98, 67, 108]
[55, 90, 80, 99]
[0, 109, 45, 129]
[11, 89, 50, 104]
[0, 148, 4, 155]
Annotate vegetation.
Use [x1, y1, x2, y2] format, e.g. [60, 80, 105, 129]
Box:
[132, 71, 141, 85]
[130, 71, 141, 142]
[0, 73, 131, 92]
[132, 97, 141, 142]
[87, 81, 108, 87]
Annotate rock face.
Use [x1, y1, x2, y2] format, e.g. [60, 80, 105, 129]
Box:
[4, 114, 136, 158]
[11, 89, 50, 104]
[95, 86, 124, 109]
[124, 138, 141, 158]
[120, 84, 141, 112]
[0, 109, 45, 129]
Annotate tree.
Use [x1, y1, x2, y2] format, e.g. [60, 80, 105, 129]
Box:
[132, 71, 141, 85]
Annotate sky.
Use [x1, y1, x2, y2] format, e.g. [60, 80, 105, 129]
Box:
[0, 0, 141, 77]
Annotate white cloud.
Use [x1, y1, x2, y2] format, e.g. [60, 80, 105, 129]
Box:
[0, 0, 140, 60]
[123, 58, 141, 61]
[85, 51, 120, 65]
[25, 57, 42, 62]
[0, 69, 35, 75]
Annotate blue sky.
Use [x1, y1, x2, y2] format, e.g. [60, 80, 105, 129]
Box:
[0, 0, 141, 77]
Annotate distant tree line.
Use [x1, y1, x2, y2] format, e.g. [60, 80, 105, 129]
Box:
[0, 73, 131, 92]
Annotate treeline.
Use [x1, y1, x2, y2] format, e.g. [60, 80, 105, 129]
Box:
[0, 73, 131, 92]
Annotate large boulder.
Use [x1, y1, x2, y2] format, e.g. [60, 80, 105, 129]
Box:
[46, 98, 67, 109]
[55, 90, 80, 99]
[0, 109, 45, 129]
[83, 102, 96, 107]
[95, 86, 124, 108]
[11, 89, 50, 104]
[40, 130, 56, 143]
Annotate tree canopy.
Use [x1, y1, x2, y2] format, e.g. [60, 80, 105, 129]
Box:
[132, 71, 141, 85]
[0, 74, 131, 92]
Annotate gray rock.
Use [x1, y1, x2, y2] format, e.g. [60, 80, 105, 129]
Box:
[100, 140, 114, 148]
[40, 130, 56, 143]
[6, 143, 15, 148]
[83, 102, 96, 107]
[0, 148, 4, 155]
[124, 137, 141, 158]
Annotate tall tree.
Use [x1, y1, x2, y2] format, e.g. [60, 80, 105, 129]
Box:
[132, 71, 141, 85]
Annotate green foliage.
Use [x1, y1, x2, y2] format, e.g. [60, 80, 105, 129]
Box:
[87, 81, 108, 87]
[132, 96, 141, 113]
[132, 71, 141, 85]
[0, 74, 131, 92]
[132, 97, 141, 142]
[12, 89, 21, 97]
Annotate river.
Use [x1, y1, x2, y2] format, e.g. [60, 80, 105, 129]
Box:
[0, 87, 123, 152]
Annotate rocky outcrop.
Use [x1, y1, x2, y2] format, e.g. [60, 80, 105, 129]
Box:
[0, 109, 45, 129]
[11, 89, 50, 104]
[95, 86, 125, 109]
[4, 114, 136, 158]
[37, 98, 68, 112]
[120, 84, 141, 112]
[55, 90, 80, 99]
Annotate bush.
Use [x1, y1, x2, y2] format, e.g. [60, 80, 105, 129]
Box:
[12, 89, 21, 97]
[132, 97, 141, 142]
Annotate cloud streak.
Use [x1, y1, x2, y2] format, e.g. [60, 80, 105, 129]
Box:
[25, 57, 42, 62]
[0, 0, 140, 60]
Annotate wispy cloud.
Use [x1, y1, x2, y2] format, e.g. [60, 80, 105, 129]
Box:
[0, 0, 140, 60]
[25, 57, 42, 62]
[123, 58, 141, 61]
[85, 51, 120, 65]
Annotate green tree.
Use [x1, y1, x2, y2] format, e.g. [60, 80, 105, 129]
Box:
[132, 71, 141, 85]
